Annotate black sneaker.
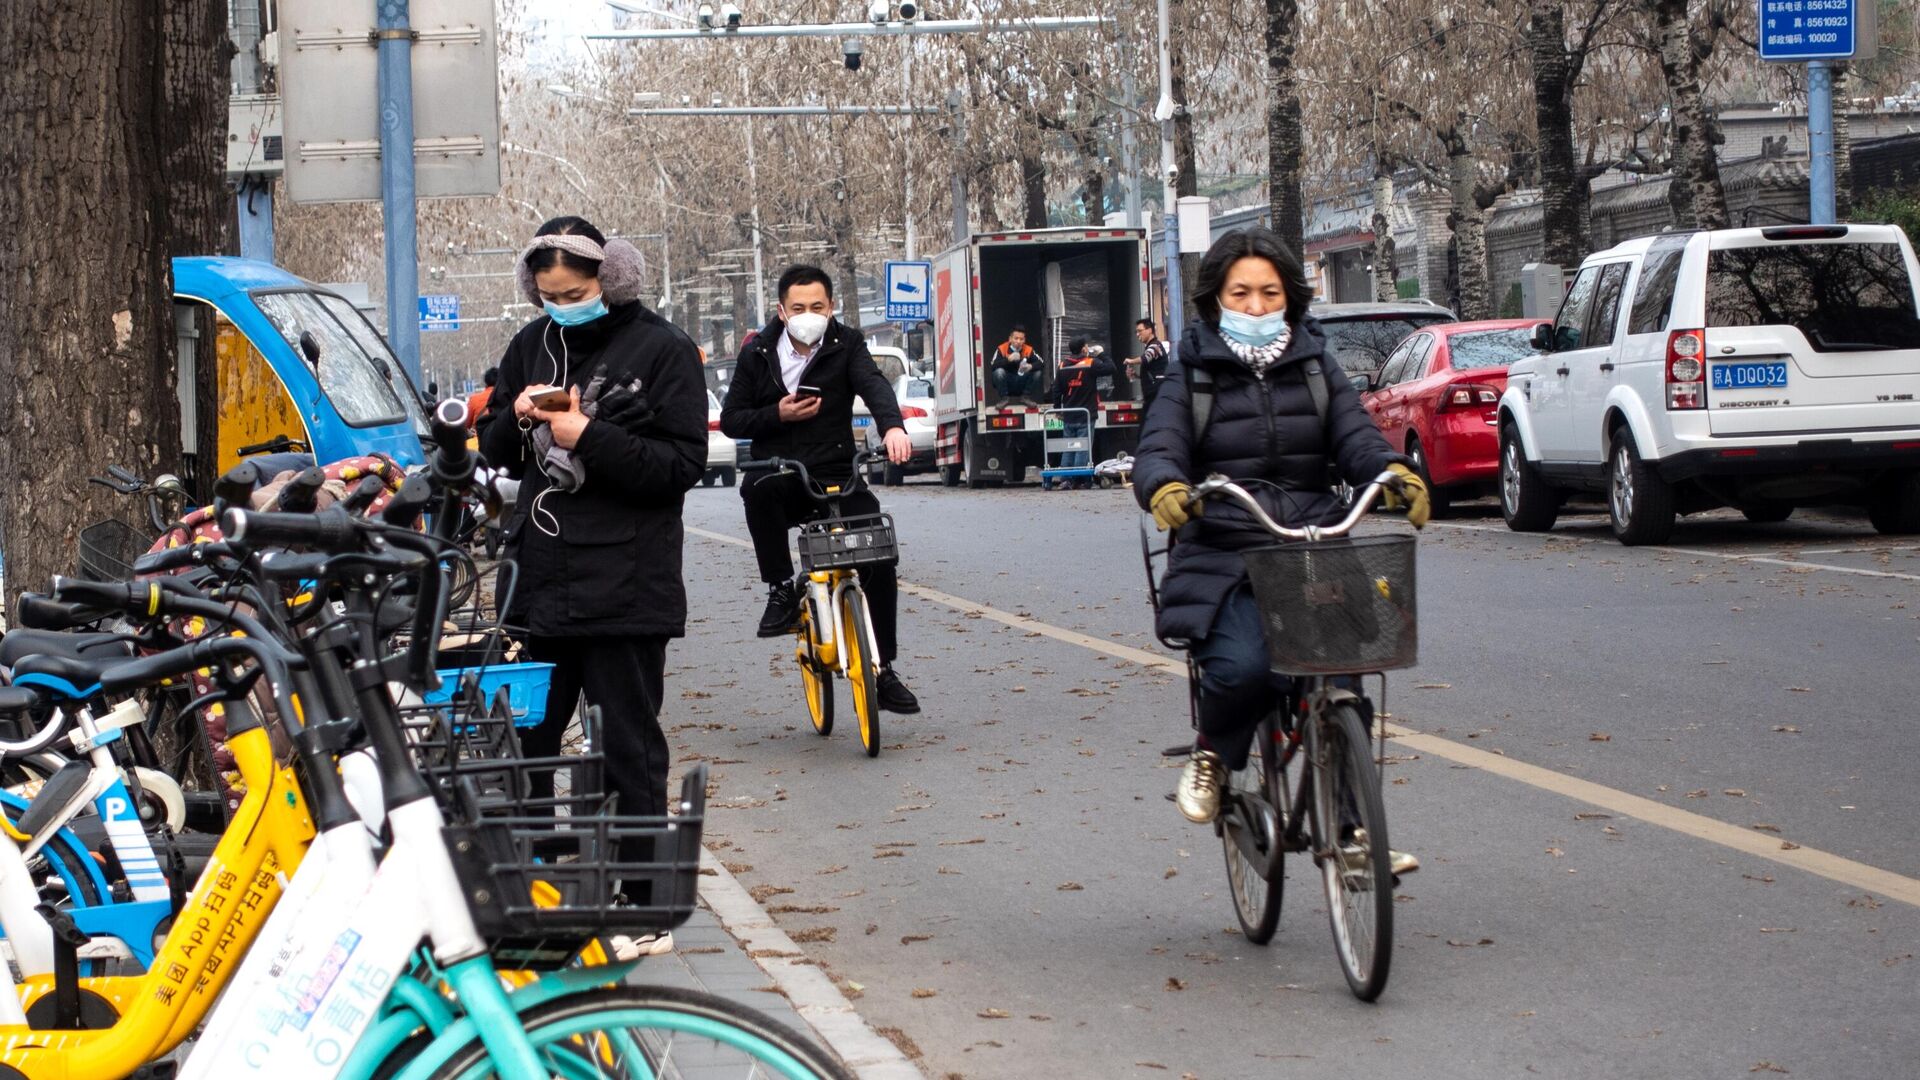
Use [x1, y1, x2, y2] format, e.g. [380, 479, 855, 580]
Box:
[757, 580, 801, 638]
[875, 667, 921, 714]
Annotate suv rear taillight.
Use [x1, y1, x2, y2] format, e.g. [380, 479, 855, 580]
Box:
[1436, 383, 1500, 413]
[1666, 329, 1705, 410]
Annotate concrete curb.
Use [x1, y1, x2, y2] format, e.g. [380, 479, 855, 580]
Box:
[698, 850, 927, 1080]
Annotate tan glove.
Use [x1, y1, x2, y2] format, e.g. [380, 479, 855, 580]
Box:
[1150, 482, 1201, 532]
[1382, 463, 1431, 529]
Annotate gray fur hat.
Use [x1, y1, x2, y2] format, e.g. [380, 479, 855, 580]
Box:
[516, 233, 648, 308]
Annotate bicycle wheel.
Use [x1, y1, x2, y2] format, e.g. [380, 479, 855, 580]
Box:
[838, 588, 880, 758]
[798, 638, 829, 737]
[426, 984, 855, 1080]
[1311, 701, 1392, 1001]
[1221, 711, 1292, 945]
[26, 829, 110, 977]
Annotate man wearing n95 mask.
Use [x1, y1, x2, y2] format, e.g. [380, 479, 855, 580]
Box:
[720, 265, 921, 714]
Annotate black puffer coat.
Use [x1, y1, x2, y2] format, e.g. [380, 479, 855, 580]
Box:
[1131, 319, 1405, 643]
[478, 301, 707, 638]
[720, 317, 903, 485]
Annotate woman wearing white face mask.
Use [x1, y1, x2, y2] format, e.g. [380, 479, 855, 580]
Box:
[719, 265, 922, 715]
[1131, 228, 1429, 872]
[477, 215, 707, 955]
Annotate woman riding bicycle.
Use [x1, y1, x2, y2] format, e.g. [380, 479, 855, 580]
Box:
[1132, 227, 1430, 870]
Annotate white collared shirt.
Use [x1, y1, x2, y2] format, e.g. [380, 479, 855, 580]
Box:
[776, 329, 815, 394]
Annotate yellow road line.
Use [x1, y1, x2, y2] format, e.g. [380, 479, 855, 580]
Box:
[688, 523, 1920, 908]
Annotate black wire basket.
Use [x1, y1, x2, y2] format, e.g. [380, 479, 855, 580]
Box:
[797, 512, 899, 572]
[76, 519, 150, 582]
[1242, 533, 1418, 675]
[443, 763, 708, 969]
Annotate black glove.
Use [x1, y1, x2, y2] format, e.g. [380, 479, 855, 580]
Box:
[594, 385, 656, 433]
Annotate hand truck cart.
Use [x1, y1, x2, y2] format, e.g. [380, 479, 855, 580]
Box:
[1040, 407, 1096, 490]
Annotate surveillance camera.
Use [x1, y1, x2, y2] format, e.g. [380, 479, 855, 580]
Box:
[898, 0, 920, 20]
[719, 2, 742, 29]
[868, 1, 889, 23]
[696, 3, 713, 28]
[843, 37, 864, 71]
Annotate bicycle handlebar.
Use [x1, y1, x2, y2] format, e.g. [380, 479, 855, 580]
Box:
[14, 595, 106, 632]
[1187, 471, 1403, 542]
[222, 505, 360, 551]
[737, 450, 887, 503]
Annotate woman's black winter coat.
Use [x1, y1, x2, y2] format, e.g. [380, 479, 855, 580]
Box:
[478, 301, 707, 638]
[1131, 319, 1406, 643]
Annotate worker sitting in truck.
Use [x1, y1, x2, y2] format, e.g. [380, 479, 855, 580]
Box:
[989, 326, 1044, 404]
[1052, 338, 1114, 414]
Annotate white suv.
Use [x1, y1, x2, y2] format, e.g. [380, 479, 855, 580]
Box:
[1497, 224, 1920, 543]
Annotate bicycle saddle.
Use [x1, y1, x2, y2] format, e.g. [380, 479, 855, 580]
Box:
[0, 687, 39, 716]
[8, 652, 122, 697]
[0, 630, 132, 671]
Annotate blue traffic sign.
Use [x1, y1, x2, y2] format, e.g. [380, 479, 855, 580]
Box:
[419, 293, 461, 332]
[1758, 0, 1855, 61]
[883, 261, 932, 322]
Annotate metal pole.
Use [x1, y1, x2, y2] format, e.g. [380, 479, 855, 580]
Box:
[947, 90, 968, 244]
[903, 42, 916, 260]
[627, 105, 941, 116]
[1120, 37, 1143, 228]
[1155, 0, 1175, 185]
[1164, 207, 1184, 344]
[232, 1, 274, 262]
[378, 0, 422, 384]
[743, 72, 767, 327]
[1808, 59, 1836, 224]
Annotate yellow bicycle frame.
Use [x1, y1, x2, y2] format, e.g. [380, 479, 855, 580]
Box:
[0, 724, 315, 1079]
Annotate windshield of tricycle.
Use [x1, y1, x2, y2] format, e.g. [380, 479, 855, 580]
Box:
[250, 289, 431, 435]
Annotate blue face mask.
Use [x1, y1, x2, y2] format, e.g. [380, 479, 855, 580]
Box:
[545, 294, 608, 327]
[1217, 308, 1289, 347]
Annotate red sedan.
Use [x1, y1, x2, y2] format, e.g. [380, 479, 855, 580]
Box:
[1359, 319, 1547, 512]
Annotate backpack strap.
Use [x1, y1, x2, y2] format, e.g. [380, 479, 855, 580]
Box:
[1301, 357, 1330, 428]
[1183, 346, 1216, 439]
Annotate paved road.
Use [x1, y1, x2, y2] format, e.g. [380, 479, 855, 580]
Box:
[665, 480, 1919, 1080]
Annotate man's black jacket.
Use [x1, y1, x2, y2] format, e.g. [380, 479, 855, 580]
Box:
[720, 317, 904, 483]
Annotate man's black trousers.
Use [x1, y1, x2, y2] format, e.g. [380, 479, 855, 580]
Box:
[741, 471, 899, 665]
[523, 634, 671, 818]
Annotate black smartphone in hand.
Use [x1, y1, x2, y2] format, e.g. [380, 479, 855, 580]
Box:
[795, 385, 822, 400]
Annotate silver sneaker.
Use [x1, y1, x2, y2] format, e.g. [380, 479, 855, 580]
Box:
[1345, 828, 1420, 877]
[609, 930, 673, 960]
[1176, 750, 1226, 823]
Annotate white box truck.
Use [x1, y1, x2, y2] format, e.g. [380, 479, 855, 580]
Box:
[931, 227, 1149, 487]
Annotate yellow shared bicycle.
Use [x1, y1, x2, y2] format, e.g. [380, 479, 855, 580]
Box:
[740, 452, 898, 758]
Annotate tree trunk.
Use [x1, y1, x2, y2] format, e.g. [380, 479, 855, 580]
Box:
[161, 0, 233, 500]
[1264, 0, 1306, 254]
[1656, 0, 1727, 229]
[1833, 62, 1853, 219]
[1020, 154, 1049, 229]
[1530, 0, 1588, 268]
[730, 272, 752, 353]
[1446, 141, 1494, 320]
[1370, 173, 1399, 301]
[1083, 165, 1106, 225]
[0, 0, 181, 598]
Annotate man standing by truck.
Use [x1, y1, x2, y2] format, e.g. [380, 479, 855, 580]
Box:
[1052, 338, 1114, 413]
[989, 325, 1044, 403]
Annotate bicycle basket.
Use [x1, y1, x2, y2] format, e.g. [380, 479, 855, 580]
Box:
[1242, 532, 1417, 675]
[443, 764, 707, 969]
[77, 519, 149, 582]
[797, 512, 898, 573]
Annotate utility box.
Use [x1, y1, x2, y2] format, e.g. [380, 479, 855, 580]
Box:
[1520, 262, 1565, 321]
[226, 94, 284, 179]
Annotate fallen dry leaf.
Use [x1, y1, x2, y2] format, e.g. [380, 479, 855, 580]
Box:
[1588, 733, 1612, 742]
[1574, 812, 1612, 820]
[1545, 847, 1565, 858]
[1057, 882, 1084, 892]
[1415, 682, 1453, 690]
[1785, 687, 1812, 693]
[1723, 788, 1747, 797]
[1685, 789, 1710, 799]
[977, 1008, 1011, 1019]
[1772, 725, 1801, 734]
[1750, 823, 1782, 833]
[1164, 977, 1188, 991]
[1750, 1062, 1789, 1074]
[911, 988, 938, 999]
[901, 934, 933, 945]
[1163, 868, 1178, 879]
[1781, 841, 1802, 851]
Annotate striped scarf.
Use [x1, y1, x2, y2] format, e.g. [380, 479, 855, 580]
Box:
[1223, 325, 1293, 377]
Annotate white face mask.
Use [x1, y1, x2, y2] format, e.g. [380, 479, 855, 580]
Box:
[787, 312, 829, 347]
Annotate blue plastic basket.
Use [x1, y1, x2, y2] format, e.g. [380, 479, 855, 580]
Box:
[426, 662, 555, 728]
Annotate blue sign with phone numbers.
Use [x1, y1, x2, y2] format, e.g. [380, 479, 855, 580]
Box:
[1758, 0, 1855, 61]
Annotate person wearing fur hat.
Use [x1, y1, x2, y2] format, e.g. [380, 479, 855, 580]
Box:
[478, 215, 706, 954]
